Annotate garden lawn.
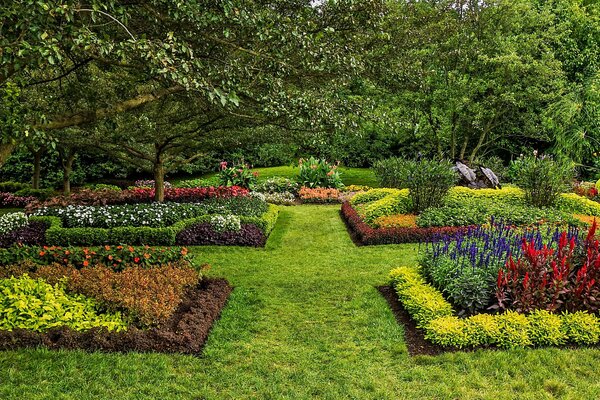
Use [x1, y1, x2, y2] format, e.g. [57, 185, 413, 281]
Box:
[2, 206, 600, 399]
[175, 165, 380, 187]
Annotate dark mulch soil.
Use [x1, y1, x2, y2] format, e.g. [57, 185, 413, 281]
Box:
[377, 285, 447, 357]
[0, 278, 232, 355]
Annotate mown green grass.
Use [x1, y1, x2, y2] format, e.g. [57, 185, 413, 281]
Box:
[174, 165, 380, 187]
[1, 206, 600, 399]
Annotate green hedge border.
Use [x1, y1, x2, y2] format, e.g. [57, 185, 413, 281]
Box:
[389, 267, 600, 349]
[30, 204, 279, 246]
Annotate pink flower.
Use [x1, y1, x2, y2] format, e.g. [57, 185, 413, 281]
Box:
[220, 161, 228, 170]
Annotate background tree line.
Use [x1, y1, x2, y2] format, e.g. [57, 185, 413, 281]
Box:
[1, 0, 599, 198]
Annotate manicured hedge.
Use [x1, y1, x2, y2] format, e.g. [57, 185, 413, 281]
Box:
[341, 202, 469, 245]
[389, 267, 600, 349]
[32, 205, 279, 246]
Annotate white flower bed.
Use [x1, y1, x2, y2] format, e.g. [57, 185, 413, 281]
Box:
[0, 212, 29, 235]
[210, 215, 241, 232]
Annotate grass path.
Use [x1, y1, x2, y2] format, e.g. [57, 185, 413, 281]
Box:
[2, 206, 600, 399]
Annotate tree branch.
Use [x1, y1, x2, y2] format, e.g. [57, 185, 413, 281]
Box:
[33, 85, 185, 130]
[25, 59, 93, 87]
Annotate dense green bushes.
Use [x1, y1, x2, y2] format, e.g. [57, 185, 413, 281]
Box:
[373, 158, 456, 213]
[509, 154, 574, 207]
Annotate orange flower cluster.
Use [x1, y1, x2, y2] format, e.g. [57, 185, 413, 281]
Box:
[298, 187, 341, 203]
[373, 214, 418, 229]
[574, 214, 598, 226]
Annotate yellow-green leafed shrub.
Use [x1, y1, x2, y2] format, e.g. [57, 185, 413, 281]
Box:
[425, 316, 472, 348]
[361, 190, 411, 223]
[495, 311, 532, 348]
[561, 311, 600, 345]
[389, 267, 453, 328]
[0, 275, 127, 333]
[465, 313, 501, 346]
[350, 188, 401, 205]
[446, 186, 525, 206]
[557, 193, 600, 217]
[527, 310, 567, 346]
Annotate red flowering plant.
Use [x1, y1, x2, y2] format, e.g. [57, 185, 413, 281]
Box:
[496, 220, 600, 313]
[218, 161, 258, 189]
[0, 244, 191, 270]
[25, 186, 249, 210]
[572, 181, 599, 200]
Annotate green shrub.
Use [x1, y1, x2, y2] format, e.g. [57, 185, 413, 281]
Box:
[492, 311, 532, 349]
[527, 310, 567, 346]
[175, 177, 221, 188]
[297, 157, 343, 189]
[557, 193, 600, 216]
[14, 188, 55, 200]
[350, 188, 401, 206]
[424, 316, 472, 348]
[465, 314, 500, 346]
[561, 311, 600, 345]
[0, 181, 29, 193]
[446, 186, 525, 205]
[255, 177, 300, 194]
[509, 154, 573, 207]
[0, 275, 127, 332]
[373, 158, 456, 213]
[360, 190, 411, 223]
[84, 183, 121, 191]
[389, 267, 453, 328]
[417, 198, 581, 228]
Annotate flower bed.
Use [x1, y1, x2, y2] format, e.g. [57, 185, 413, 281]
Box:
[389, 222, 600, 349]
[32, 197, 268, 228]
[341, 202, 470, 245]
[0, 244, 190, 268]
[19, 204, 279, 247]
[26, 186, 249, 210]
[389, 267, 600, 349]
[1, 195, 279, 247]
[0, 192, 36, 208]
[298, 187, 341, 203]
[0, 258, 232, 354]
[342, 186, 598, 245]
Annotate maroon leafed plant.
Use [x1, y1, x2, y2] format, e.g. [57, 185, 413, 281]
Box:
[496, 220, 600, 313]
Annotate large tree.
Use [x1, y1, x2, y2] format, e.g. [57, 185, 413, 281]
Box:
[366, 0, 577, 161]
[2, 0, 384, 167]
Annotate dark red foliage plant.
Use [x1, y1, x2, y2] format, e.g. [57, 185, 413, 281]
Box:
[496, 220, 600, 313]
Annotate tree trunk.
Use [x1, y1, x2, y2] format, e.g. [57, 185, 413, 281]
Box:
[459, 136, 469, 160]
[62, 150, 75, 195]
[0, 143, 15, 168]
[32, 148, 44, 189]
[153, 160, 165, 203]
